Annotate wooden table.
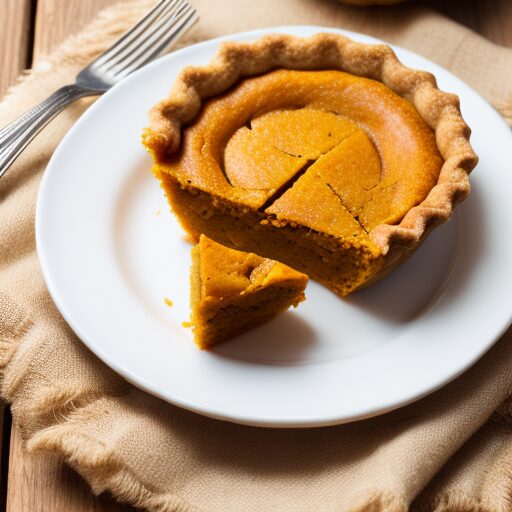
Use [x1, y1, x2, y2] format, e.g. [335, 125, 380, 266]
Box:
[0, 0, 511, 510]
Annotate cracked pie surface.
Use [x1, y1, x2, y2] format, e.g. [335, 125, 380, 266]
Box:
[143, 33, 478, 296]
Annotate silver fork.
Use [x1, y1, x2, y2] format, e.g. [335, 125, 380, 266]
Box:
[0, 0, 198, 179]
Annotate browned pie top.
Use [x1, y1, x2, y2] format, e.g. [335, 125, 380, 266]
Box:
[156, 69, 443, 245]
[144, 33, 478, 257]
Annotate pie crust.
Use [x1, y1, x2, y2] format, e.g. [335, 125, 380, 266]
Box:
[143, 33, 478, 291]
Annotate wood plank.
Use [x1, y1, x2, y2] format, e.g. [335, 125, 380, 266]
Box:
[32, 0, 118, 62]
[0, 407, 10, 511]
[465, 0, 512, 47]
[0, 0, 33, 97]
[6, 427, 137, 512]
[417, 0, 512, 47]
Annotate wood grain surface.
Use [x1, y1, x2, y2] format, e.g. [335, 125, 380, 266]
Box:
[6, 429, 135, 512]
[1, 0, 511, 510]
[0, 0, 33, 98]
[423, 0, 512, 47]
[32, 0, 116, 61]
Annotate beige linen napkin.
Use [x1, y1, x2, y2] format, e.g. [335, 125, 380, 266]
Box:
[1, 1, 512, 511]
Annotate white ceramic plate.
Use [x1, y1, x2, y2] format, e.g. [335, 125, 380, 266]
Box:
[36, 26, 512, 427]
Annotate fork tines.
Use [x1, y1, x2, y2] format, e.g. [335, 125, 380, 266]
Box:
[92, 0, 198, 78]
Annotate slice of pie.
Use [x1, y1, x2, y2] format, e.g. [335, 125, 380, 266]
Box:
[144, 33, 477, 296]
[190, 235, 308, 349]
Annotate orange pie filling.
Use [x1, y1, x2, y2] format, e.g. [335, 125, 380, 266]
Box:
[190, 235, 308, 349]
[151, 70, 444, 296]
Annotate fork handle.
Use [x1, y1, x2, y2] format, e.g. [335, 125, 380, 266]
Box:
[0, 84, 98, 179]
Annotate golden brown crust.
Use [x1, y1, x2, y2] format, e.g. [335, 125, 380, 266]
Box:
[143, 33, 478, 256]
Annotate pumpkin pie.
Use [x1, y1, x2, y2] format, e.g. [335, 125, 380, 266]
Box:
[190, 235, 308, 349]
[144, 33, 477, 296]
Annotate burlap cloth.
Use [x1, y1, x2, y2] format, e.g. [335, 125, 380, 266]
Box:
[1, 1, 512, 510]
